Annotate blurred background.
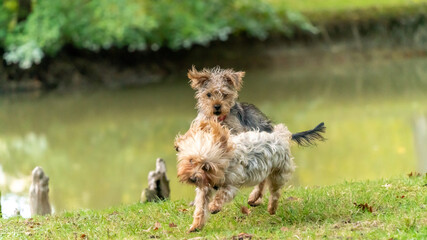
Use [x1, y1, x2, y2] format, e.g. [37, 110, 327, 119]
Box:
[1, 0, 427, 218]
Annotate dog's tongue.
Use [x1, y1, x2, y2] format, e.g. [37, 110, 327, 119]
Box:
[218, 115, 227, 122]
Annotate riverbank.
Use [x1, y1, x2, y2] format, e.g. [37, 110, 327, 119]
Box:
[1, 1, 427, 92]
[0, 175, 425, 239]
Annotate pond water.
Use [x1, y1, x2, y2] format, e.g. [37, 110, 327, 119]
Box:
[1, 54, 427, 217]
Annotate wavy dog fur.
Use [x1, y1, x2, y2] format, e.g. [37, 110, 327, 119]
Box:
[175, 120, 295, 232]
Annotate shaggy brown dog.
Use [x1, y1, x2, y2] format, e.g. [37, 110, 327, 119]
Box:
[175, 120, 297, 232]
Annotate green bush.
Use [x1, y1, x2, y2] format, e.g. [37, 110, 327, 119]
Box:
[1, 0, 314, 69]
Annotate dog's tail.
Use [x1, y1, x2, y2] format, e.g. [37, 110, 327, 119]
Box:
[291, 122, 326, 147]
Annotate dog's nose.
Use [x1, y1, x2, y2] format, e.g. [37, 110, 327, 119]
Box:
[214, 104, 221, 110]
[190, 176, 197, 183]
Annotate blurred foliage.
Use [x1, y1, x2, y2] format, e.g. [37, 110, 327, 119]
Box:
[0, 0, 315, 69]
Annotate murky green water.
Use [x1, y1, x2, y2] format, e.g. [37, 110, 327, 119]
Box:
[1, 55, 427, 217]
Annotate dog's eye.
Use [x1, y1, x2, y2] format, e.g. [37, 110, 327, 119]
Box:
[207, 93, 211, 98]
[189, 159, 193, 164]
[223, 94, 228, 98]
[202, 163, 210, 171]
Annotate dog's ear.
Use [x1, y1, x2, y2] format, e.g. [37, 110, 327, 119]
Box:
[174, 134, 183, 152]
[225, 71, 245, 91]
[188, 66, 210, 90]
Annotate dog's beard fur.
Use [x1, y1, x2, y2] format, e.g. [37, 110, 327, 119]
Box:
[175, 120, 234, 188]
[188, 66, 244, 119]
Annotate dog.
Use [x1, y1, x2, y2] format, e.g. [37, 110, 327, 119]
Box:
[188, 66, 273, 134]
[188, 66, 324, 146]
[175, 119, 325, 232]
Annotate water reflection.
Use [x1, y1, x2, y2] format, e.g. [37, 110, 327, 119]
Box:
[0, 55, 426, 215]
[0, 165, 31, 218]
[1, 193, 31, 219]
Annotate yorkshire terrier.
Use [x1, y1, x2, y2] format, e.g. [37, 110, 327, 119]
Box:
[188, 66, 324, 145]
[175, 120, 325, 232]
[188, 66, 272, 134]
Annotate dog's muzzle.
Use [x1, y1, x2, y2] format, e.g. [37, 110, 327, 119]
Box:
[213, 105, 221, 115]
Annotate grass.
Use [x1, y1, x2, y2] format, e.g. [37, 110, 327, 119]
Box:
[277, 0, 427, 12]
[1, 175, 425, 239]
[271, 0, 427, 25]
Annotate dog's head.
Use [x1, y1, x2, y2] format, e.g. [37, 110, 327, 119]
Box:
[188, 66, 245, 119]
[175, 119, 233, 188]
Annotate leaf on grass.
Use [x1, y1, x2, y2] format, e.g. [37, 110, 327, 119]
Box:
[80, 234, 87, 239]
[343, 219, 351, 224]
[241, 206, 251, 215]
[382, 183, 392, 189]
[178, 208, 188, 212]
[280, 227, 289, 232]
[407, 172, 422, 177]
[353, 202, 373, 213]
[286, 196, 302, 202]
[232, 232, 253, 240]
[153, 222, 161, 230]
[169, 222, 177, 228]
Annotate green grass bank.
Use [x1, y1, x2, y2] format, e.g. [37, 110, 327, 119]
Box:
[1, 175, 425, 239]
[278, 0, 427, 23]
[276, 0, 427, 49]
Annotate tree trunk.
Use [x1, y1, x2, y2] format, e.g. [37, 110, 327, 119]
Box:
[141, 158, 170, 202]
[29, 166, 52, 216]
[413, 116, 427, 173]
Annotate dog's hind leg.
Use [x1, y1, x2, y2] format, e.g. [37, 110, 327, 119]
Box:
[208, 185, 238, 214]
[267, 172, 291, 215]
[248, 180, 266, 207]
[189, 186, 213, 232]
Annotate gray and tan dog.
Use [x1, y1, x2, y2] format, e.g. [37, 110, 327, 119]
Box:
[175, 119, 325, 232]
[188, 66, 325, 145]
[188, 66, 272, 134]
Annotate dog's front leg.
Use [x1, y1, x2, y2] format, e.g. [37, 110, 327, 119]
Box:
[248, 180, 266, 207]
[189, 186, 212, 232]
[208, 185, 238, 214]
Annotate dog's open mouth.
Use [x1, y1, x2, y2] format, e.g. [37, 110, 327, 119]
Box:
[213, 111, 221, 116]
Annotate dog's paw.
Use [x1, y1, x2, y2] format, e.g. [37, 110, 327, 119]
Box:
[210, 208, 221, 214]
[208, 202, 222, 214]
[267, 206, 277, 215]
[188, 225, 200, 233]
[248, 197, 263, 207]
